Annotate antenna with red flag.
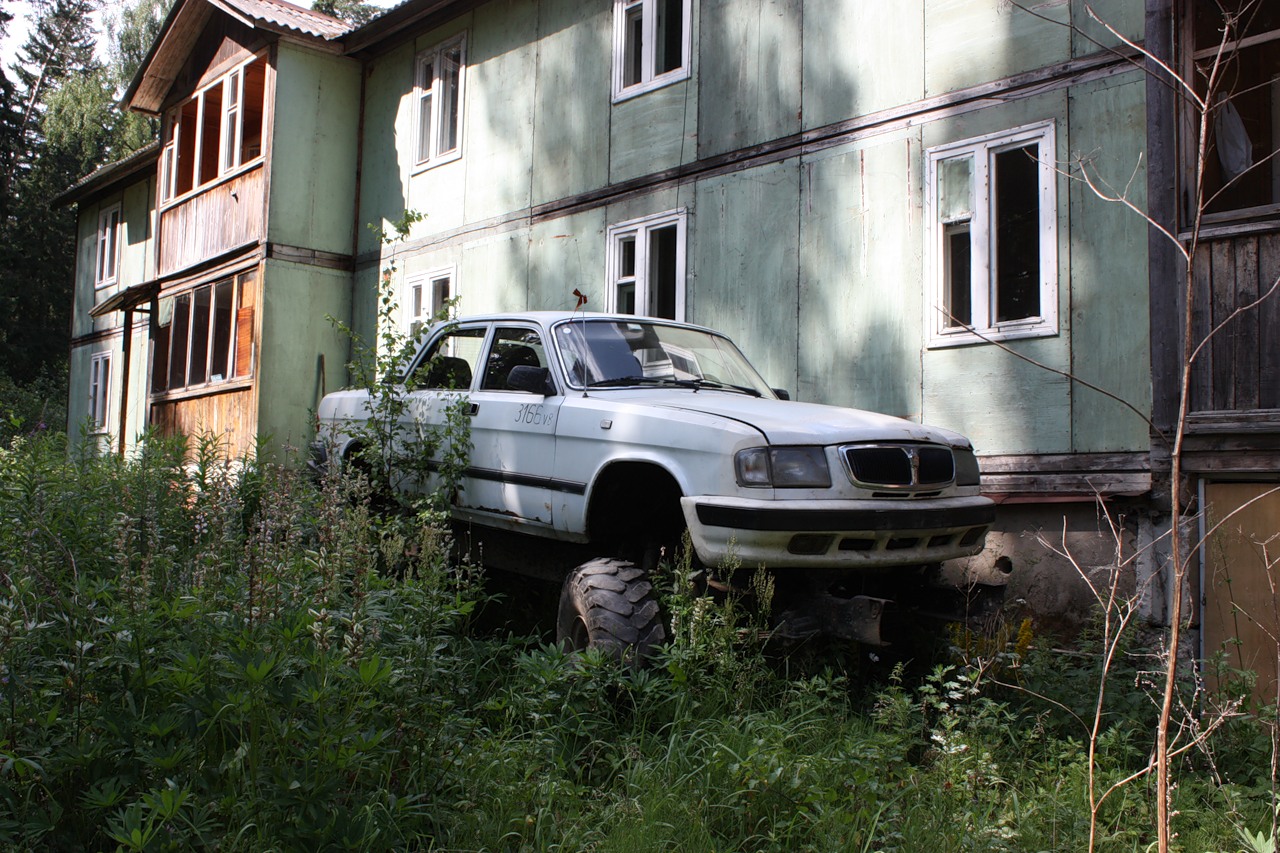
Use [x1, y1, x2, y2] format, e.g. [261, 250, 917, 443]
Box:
[573, 288, 588, 311]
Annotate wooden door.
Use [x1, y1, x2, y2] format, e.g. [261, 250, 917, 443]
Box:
[1202, 482, 1280, 706]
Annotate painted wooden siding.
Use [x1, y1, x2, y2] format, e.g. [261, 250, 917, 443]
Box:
[256, 260, 354, 448]
[801, 2, 924, 130]
[697, 0, 802, 160]
[798, 130, 924, 418]
[267, 44, 361, 254]
[924, 0, 1070, 97]
[1066, 74, 1150, 453]
[1191, 232, 1280, 413]
[151, 386, 258, 458]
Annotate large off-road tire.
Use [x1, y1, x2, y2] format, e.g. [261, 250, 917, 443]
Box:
[556, 558, 665, 661]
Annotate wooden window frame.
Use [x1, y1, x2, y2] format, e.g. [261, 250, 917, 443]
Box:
[95, 203, 122, 289]
[413, 34, 467, 171]
[605, 209, 687, 321]
[160, 54, 268, 206]
[89, 351, 111, 433]
[405, 266, 456, 334]
[612, 0, 692, 103]
[925, 121, 1059, 347]
[151, 270, 256, 398]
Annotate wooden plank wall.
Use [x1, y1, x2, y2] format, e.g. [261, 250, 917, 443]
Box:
[159, 166, 264, 276]
[150, 386, 258, 459]
[1191, 231, 1280, 412]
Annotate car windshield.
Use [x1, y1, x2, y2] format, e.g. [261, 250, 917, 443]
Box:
[553, 318, 775, 397]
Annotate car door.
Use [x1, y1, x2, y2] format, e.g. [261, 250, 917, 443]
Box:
[396, 323, 487, 497]
[460, 324, 563, 527]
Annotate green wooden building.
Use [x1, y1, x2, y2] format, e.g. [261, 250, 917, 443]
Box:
[59, 0, 1280, 646]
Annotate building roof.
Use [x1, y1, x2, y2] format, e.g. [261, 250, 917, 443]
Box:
[51, 141, 161, 208]
[124, 0, 349, 115]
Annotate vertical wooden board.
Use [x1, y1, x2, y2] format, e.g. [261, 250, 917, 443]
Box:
[1260, 234, 1280, 408]
[1211, 240, 1236, 410]
[1234, 236, 1260, 411]
[257, 261, 354, 446]
[923, 0, 1069, 98]
[802, 0, 923, 130]
[357, 42, 417, 256]
[464, 0, 537, 221]
[122, 178, 156, 292]
[1070, 0, 1143, 57]
[528, 211, 607, 312]
[1191, 244, 1214, 411]
[798, 133, 924, 417]
[1066, 75, 1151, 453]
[923, 337, 1072, 455]
[690, 159, 800, 390]
[73, 209, 99, 337]
[532, 0, 610, 205]
[267, 46, 361, 253]
[697, 0, 802, 159]
[610, 80, 698, 184]
[1202, 482, 1280, 706]
[457, 227, 534, 313]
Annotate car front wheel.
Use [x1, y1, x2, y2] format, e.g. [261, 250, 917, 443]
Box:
[556, 558, 665, 661]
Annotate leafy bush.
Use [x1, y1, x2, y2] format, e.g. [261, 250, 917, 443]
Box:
[0, 430, 1273, 851]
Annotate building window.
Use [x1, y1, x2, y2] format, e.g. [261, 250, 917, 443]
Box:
[926, 122, 1058, 346]
[612, 0, 691, 102]
[406, 267, 455, 334]
[151, 269, 256, 394]
[415, 35, 466, 169]
[1192, 2, 1280, 219]
[89, 352, 111, 433]
[606, 210, 687, 321]
[160, 56, 267, 203]
[95, 204, 121, 288]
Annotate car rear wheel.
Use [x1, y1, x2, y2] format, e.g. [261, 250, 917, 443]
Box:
[556, 558, 665, 661]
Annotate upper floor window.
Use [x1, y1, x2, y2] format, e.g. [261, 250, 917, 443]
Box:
[161, 56, 267, 203]
[606, 210, 687, 321]
[415, 35, 466, 169]
[152, 269, 256, 395]
[95, 204, 121, 288]
[89, 352, 111, 433]
[612, 0, 691, 102]
[1192, 2, 1280, 220]
[406, 267, 455, 335]
[926, 122, 1058, 346]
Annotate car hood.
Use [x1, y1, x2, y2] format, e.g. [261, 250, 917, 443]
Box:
[611, 389, 971, 447]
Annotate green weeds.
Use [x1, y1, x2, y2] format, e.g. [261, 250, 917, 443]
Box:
[0, 431, 1273, 850]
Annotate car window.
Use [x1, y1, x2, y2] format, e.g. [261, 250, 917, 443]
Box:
[480, 327, 549, 392]
[411, 326, 486, 390]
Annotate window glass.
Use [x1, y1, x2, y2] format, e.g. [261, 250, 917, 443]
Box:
[1193, 2, 1280, 216]
[927, 122, 1056, 344]
[481, 328, 548, 391]
[152, 272, 255, 394]
[415, 36, 466, 168]
[607, 211, 686, 321]
[412, 327, 485, 389]
[89, 353, 111, 432]
[613, 0, 690, 100]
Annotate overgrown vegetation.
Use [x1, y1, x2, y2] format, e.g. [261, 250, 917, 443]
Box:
[0, 431, 1275, 851]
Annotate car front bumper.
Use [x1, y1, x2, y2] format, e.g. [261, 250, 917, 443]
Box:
[681, 494, 996, 570]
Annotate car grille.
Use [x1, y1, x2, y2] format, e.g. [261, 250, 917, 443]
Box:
[842, 444, 955, 490]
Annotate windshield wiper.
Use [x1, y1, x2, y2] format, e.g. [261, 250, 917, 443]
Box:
[586, 375, 762, 397]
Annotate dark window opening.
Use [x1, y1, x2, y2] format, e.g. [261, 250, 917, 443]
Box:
[994, 145, 1041, 322]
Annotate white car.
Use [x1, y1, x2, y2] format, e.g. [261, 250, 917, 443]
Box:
[314, 312, 995, 655]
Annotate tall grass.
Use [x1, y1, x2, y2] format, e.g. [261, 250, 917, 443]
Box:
[0, 431, 1271, 850]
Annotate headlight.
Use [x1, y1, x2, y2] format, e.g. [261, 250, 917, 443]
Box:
[735, 447, 831, 488]
[954, 447, 981, 486]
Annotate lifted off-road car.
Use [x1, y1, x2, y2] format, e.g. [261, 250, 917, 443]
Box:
[313, 312, 996, 655]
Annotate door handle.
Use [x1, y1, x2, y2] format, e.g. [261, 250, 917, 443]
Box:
[468, 403, 479, 416]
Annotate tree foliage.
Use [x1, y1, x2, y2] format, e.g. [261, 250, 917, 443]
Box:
[312, 0, 379, 28]
[0, 0, 167, 429]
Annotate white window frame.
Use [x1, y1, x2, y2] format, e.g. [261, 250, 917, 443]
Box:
[605, 209, 688, 321]
[414, 34, 467, 171]
[89, 352, 111, 433]
[925, 121, 1058, 347]
[95, 204, 122, 289]
[405, 266, 456, 334]
[220, 67, 244, 174]
[612, 0, 692, 103]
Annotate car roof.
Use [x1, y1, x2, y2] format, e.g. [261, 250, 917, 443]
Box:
[425, 311, 722, 336]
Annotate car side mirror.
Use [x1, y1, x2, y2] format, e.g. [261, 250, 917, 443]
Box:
[772, 388, 791, 400]
[507, 365, 555, 396]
